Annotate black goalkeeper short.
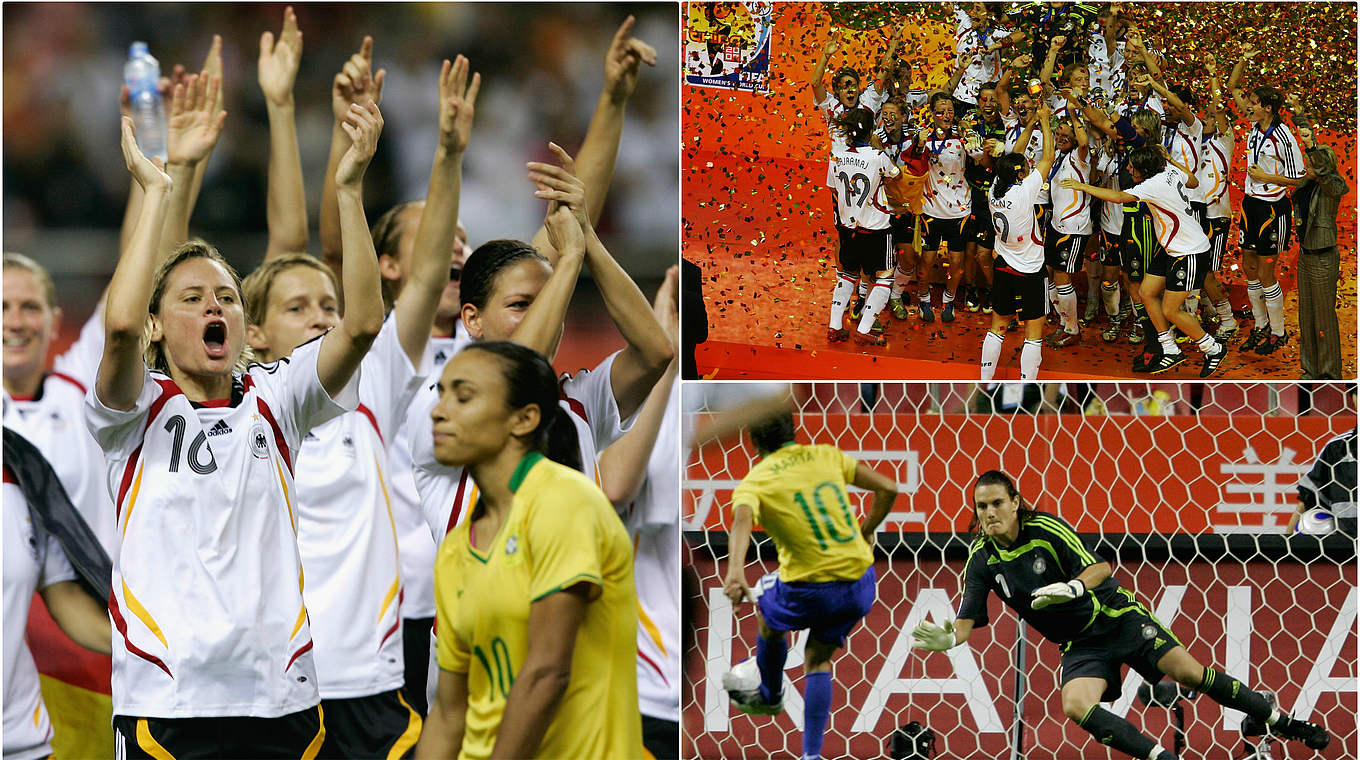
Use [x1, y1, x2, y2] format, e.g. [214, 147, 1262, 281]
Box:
[1060, 593, 1182, 702]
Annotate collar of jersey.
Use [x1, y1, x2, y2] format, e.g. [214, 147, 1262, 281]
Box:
[465, 451, 544, 564]
[187, 375, 245, 409]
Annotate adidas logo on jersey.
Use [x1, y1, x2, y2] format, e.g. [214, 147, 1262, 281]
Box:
[303, 432, 319, 442]
[208, 420, 233, 438]
[434, 350, 448, 364]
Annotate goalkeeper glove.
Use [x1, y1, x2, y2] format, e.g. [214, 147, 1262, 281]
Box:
[910, 620, 957, 652]
[1030, 579, 1086, 610]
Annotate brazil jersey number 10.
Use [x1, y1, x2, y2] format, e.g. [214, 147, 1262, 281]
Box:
[793, 481, 859, 550]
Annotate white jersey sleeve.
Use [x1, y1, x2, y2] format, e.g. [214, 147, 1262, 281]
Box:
[359, 313, 424, 444]
[1244, 122, 1303, 200]
[561, 352, 629, 453]
[859, 83, 886, 115]
[52, 301, 105, 389]
[251, 334, 361, 448]
[408, 384, 475, 541]
[1199, 132, 1233, 218]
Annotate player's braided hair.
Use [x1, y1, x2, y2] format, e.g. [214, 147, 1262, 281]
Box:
[967, 469, 1039, 540]
[459, 240, 551, 311]
[462, 341, 583, 492]
[991, 153, 1027, 200]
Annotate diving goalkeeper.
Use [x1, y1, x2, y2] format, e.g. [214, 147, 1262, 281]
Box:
[913, 470, 1331, 760]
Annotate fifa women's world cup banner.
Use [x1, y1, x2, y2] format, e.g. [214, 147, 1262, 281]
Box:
[684, 1, 773, 93]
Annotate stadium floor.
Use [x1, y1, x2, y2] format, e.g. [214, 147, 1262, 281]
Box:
[685, 153, 1358, 381]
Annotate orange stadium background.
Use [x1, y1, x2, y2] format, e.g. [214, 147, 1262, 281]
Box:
[682, 2, 1358, 380]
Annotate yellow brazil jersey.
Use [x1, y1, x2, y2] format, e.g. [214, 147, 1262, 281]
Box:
[731, 443, 875, 583]
[433, 453, 642, 760]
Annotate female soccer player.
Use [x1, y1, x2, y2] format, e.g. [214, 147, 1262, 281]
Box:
[1197, 57, 1240, 340]
[4, 455, 112, 760]
[873, 98, 923, 321]
[86, 89, 383, 757]
[414, 339, 641, 759]
[827, 107, 901, 347]
[721, 411, 899, 760]
[913, 92, 983, 323]
[1228, 42, 1304, 355]
[1042, 114, 1092, 347]
[913, 470, 1332, 760]
[1061, 145, 1228, 376]
[980, 102, 1053, 380]
[240, 54, 478, 758]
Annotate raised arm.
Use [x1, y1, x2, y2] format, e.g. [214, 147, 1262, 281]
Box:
[321, 37, 386, 278]
[594, 266, 678, 506]
[1060, 175, 1135, 204]
[258, 6, 309, 260]
[1205, 56, 1231, 136]
[1139, 72, 1191, 127]
[996, 54, 1031, 116]
[810, 32, 841, 104]
[1127, 30, 1161, 79]
[1034, 102, 1055, 176]
[317, 102, 386, 398]
[874, 27, 902, 93]
[529, 16, 657, 261]
[508, 188, 586, 359]
[395, 56, 480, 367]
[159, 73, 228, 260]
[528, 145, 674, 419]
[854, 462, 899, 540]
[1039, 35, 1065, 84]
[98, 119, 173, 410]
[1227, 42, 1256, 115]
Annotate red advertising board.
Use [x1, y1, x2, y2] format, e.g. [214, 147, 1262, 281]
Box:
[685, 414, 1354, 534]
[684, 554, 1358, 759]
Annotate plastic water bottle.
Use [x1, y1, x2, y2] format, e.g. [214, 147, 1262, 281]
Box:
[124, 41, 167, 161]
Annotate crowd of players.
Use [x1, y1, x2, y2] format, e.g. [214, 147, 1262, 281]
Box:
[816, 1, 1347, 379]
[3, 9, 679, 759]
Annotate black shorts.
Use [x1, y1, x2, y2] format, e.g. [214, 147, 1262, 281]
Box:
[1165, 250, 1211, 293]
[318, 689, 422, 759]
[1188, 201, 1207, 228]
[836, 225, 892, 276]
[1203, 217, 1230, 271]
[1120, 202, 1160, 283]
[991, 263, 1048, 321]
[1239, 195, 1293, 257]
[1099, 229, 1123, 267]
[921, 214, 970, 252]
[969, 188, 996, 249]
[115, 705, 325, 759]
[1060, 596, 1181, 703]
[1043, 230, 1089, 273]
[642, 715, 680, 760]
[889, 212, 916, 247]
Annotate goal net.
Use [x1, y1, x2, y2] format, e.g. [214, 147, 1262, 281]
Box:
[682, 382, 1357, 759]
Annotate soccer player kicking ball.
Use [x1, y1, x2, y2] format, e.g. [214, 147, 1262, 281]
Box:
[912, 471, 1332, 760]
[720, 412, 898, 760]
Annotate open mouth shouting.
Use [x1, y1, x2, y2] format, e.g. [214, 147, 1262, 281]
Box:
[203, 320, 229, 360]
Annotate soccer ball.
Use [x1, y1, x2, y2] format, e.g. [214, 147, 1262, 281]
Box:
[1295, 507, 1336, 536]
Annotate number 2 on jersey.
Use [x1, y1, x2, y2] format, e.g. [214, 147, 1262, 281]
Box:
[837, 171, 872, 207]
[793, 481, 858, 550]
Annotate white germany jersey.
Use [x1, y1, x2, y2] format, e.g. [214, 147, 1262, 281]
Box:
[625, 381, 680, 723]
[1048, 149, 1094, 235]
[85, 337, 357, 718]
[1199, 131, 1234, 219]
[1164, 117, 1204, 203]
[4, 476, 76, 760]
[990, 171, 1047, 273]
[388, 328, 472, 621]
[952, 9, 1010, 105]
[829, 145, 899, 230]
[295, 315, 424, 699]
[817, 92, 853, 156]
[1244, 121, 1303, 201]
[1003, 116, 1048, 203]
[2, 308, 116, 555]
[919, 131, 976, 219]
[1128, 167, 1212, 257]
[1095, 149, 1125, 234]
[409, 351, 626, 543]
